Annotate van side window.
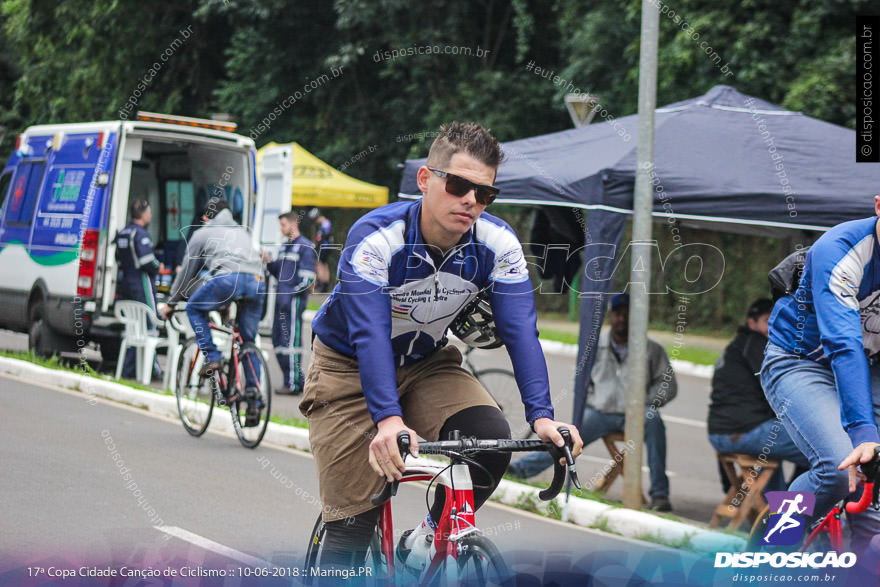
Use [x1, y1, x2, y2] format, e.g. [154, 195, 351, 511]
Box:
[5, 160, 46, 226]
[0, 172, 11, 212]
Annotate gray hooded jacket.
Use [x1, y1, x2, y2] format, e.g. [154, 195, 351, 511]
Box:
[168, 208, 263, 303]
[586, 330, 678, 414]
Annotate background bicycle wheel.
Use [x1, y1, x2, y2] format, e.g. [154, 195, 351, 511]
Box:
[475, 369, 533, 440]
[175, 338, 215, 437]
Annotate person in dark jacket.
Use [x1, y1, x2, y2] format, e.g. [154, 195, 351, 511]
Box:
[708, 298, 809, 492]
[115, 199, 162, 378]
[262, 211, 316, 395]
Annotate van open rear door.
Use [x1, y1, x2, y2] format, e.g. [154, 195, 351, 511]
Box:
[254, 145, 293, 249]
[255, 144, 294, 331]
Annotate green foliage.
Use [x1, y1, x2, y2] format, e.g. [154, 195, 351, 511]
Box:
[590, 515, 611, 533]
[556, 0, 871, 128]
[514, 491, 542, 514]
[545, 498, 563, 520]
[0, 0, 862, 329]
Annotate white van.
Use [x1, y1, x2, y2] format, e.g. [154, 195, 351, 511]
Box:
[0, 112, 260, 366]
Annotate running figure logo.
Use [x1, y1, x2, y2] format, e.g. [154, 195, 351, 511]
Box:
[762, 491, 816, 546]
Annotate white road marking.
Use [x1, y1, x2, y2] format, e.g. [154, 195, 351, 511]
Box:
[662, 415, 707, 428]
[154, 525, 273, 568]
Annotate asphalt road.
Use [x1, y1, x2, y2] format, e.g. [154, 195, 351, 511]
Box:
[0, 374, 732, 586]
[0, 319, 759, 526]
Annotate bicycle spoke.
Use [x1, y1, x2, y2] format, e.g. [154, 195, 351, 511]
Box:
[229, 344, 272, 448]
[175, 339, 214, 436]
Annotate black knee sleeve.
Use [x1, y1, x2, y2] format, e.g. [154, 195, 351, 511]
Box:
[318, 508, 380, 568]
[430, 405, 511, 520]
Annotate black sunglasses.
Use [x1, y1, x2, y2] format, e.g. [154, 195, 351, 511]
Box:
[427, 167, 499, 206]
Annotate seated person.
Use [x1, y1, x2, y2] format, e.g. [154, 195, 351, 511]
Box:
[509, 293, 678, 511]
[708, 299, 810, 492]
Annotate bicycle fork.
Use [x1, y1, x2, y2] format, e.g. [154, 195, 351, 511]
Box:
[422, 464, 479, 581]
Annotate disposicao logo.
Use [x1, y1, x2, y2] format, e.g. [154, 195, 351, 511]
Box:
[713, 490, 858, 570]
[761, 491, 815, 546]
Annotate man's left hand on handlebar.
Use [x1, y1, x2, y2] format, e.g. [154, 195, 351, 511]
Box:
[369, 416, 419, 482]
[838, 441, 880, 492]
[533, 418, 583, 462]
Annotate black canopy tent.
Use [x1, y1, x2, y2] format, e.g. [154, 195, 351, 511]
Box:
[399, 85, 880, 429]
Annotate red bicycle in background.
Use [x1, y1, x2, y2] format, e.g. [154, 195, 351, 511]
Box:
[305, 427, 580, 584]
[747, 446, 880, 553]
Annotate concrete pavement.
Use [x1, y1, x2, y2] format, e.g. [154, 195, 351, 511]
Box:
[0, 354, 744, 555]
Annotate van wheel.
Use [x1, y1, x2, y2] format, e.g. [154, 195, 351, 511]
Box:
[28, 305, 65, 358]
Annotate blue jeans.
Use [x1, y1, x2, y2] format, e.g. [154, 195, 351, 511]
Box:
[709, 419, 810, 492]
[510, 405, 670, 498]
[761, 342, 880, 550]
[186, 272, 266, 367]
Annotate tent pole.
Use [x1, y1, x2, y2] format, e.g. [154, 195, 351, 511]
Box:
[623, 0, 660, 511]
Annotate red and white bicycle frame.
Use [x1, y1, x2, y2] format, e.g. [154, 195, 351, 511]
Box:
[375, 463, 479, 582]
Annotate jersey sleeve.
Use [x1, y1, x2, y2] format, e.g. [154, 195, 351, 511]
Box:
[480, 220, 554, 426]
[295, 241, 317, 291]
[266, 255, 282, 278]
[338, 220, 405, 424]
[811, 235, 880, 446]
[134, 229, 159, 276]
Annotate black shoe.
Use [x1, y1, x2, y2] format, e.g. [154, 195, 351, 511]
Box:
[395, 529, 414, 566]
[650, 496, 672, 512]
[244, 387, 262, 427]
[198, 361, 221, 377]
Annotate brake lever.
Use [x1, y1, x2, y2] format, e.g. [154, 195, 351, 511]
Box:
[558, 427, 581, 490]
[397, 430, 411, 460]
[370, 432, 411, 507]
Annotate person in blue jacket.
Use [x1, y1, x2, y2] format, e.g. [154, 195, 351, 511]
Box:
[762, 195, 880, 553]
[262, 211, 316, 395]
[114, 198, 162, 379]
[299, 122, 583, 570]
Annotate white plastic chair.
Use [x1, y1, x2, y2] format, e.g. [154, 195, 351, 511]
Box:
[114, 300, 169, 385]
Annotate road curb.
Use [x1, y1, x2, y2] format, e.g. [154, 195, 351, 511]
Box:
[0, 355, 739, 553]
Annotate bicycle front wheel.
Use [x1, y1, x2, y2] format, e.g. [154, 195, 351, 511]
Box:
[454, 534, 512, 586]
[228, 343, 272, 448]
[304, 513, 386, 584]
[175, 338, 215, 437]
[475, 369, 531, 439]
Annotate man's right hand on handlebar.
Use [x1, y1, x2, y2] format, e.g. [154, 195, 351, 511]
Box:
[369, 416, 419, 482]
[839, 441, 880, 492]
[159, 302, 175, 320]
[533, 418, 583, 463]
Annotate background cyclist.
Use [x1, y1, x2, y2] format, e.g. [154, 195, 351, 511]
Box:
[300, 122, 583, 569]
[761, 195, 880, 553]
[161, 198, 265, 414]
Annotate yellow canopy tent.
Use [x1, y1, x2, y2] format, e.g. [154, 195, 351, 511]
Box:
[258, 142, 388, 208]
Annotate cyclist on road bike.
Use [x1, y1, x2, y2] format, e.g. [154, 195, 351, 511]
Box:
[761, 195, 880, 554]
[300, 122, 583, 570]
[161, 198, 266, 421]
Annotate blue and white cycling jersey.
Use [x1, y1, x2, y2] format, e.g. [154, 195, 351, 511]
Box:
[769, 216, 880, 446]
[312, 200, 554, 426]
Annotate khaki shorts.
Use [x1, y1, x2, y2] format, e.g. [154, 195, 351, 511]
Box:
[299, 338, 497, 522]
